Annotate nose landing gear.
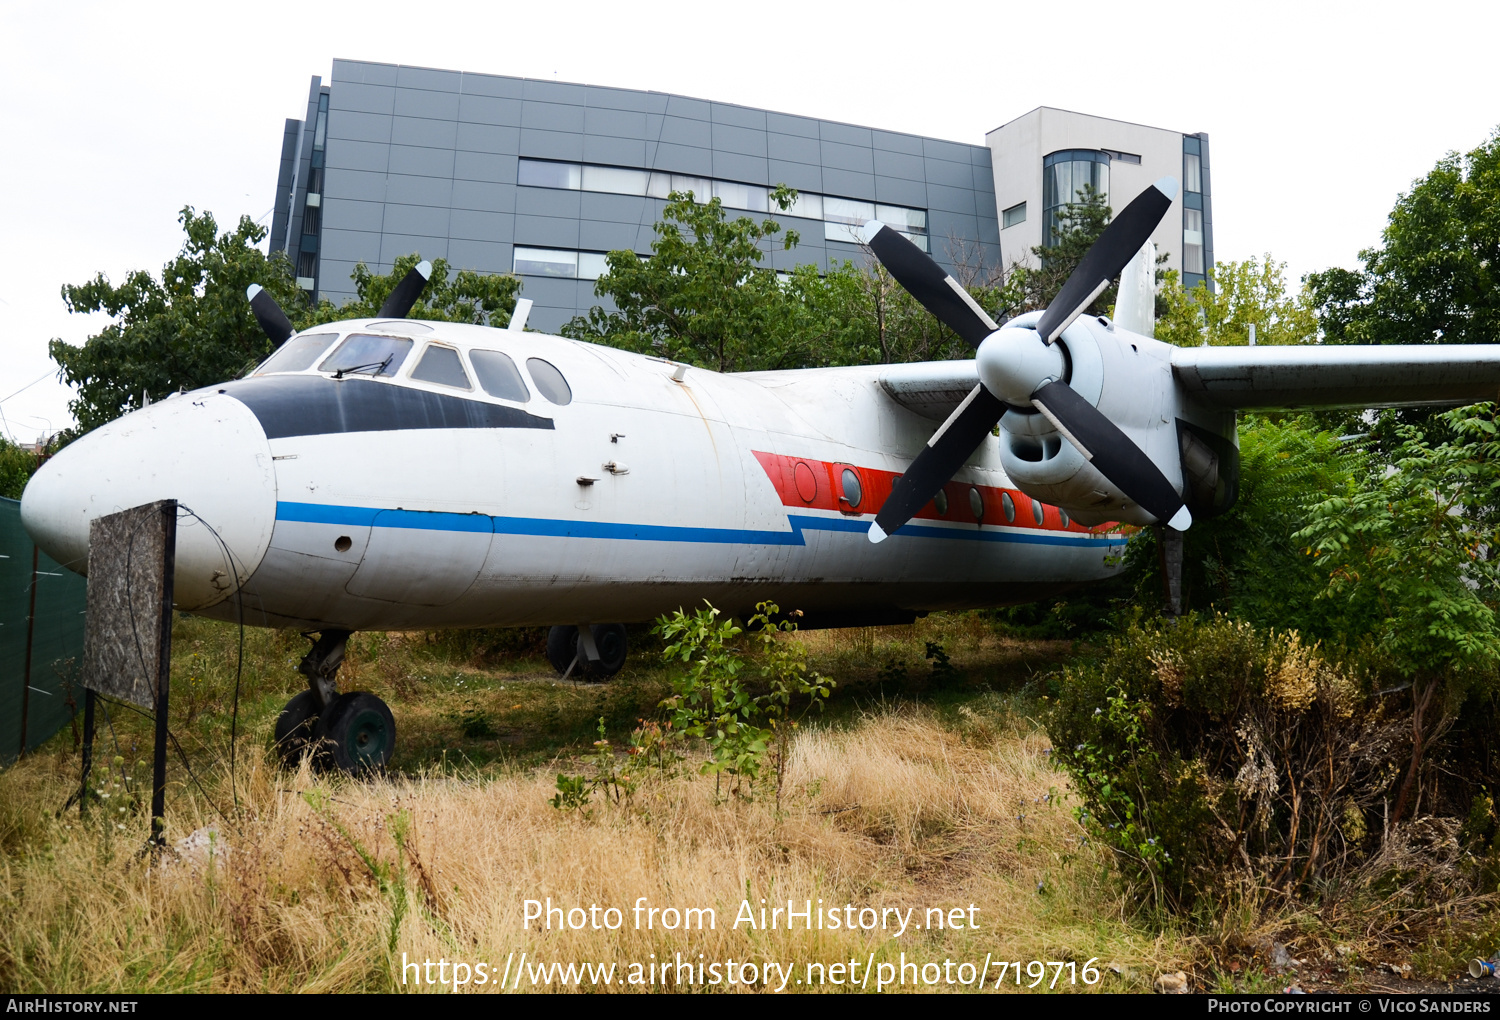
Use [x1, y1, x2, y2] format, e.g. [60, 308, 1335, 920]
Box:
[546, 623, 628, 679]
[272, 629, 397, 774]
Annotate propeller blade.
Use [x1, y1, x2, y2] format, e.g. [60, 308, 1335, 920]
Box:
[869, 384, 1009, 542]
[1030, 379, 1191, 530]
[1035, 177, 1178, 345]
[246, 284, 295, 348]
[861, 222, 998, 346]
[376, 260, 433, 319]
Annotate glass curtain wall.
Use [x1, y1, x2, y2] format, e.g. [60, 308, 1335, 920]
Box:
[1041, 149, 1110, 248]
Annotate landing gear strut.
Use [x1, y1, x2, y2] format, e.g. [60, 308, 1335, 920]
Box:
[273, 629, 397, 774]
[546, 623, 628, 679]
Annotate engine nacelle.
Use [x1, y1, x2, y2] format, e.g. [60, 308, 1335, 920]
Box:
[995, 313, 1238, 526]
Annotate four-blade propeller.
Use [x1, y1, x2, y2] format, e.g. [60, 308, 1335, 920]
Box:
[246, 260, 435, 349]
[864, 177, 1190, 543]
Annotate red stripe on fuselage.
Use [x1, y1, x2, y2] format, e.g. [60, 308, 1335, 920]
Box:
[750, 450, 1114, 534]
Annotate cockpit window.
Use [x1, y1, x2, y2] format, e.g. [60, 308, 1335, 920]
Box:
[253, 333, 338, 376]
[526, 358, 572, 405]
[470, 349, 530, 403]
[409, 344, 472, 389]
[318, 334, 413, 378]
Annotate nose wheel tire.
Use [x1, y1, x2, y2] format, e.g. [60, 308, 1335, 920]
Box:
[273, 690, 322, 767]
[546, 624, 629, 679]
[313, 692, 396, 775]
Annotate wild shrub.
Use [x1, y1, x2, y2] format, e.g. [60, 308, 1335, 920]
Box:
[1048, 614, 1410, 912]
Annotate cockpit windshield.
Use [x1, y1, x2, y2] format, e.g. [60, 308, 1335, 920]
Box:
[253, 333, 339, 376]
[318, 334, 414, 378]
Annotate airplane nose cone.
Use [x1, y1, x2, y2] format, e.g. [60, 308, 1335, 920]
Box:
[21, 392, 277, 611]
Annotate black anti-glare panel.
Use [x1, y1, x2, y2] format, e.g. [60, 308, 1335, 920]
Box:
[219, 375, 555, 440]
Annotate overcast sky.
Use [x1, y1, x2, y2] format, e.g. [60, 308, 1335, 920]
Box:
[2, 0, 1496, 437]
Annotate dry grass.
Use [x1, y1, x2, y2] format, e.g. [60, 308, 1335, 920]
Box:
[0, 696, 1188, 993]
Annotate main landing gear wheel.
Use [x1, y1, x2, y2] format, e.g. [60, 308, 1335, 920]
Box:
[273, 690, 321, 766]
[546, 624, 629, 679]
[313, 692, 396, 775]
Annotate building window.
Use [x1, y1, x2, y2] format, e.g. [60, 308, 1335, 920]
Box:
[1184, 152, 1202, 194]
[1002, 202, 1027, 229]
[1101, 149, 1141, 165]
[1042, 150, 1109, 248]
[1183, 209, 1204, 275]
[518, 160, 582, 190]
[513, 247, 612, 281]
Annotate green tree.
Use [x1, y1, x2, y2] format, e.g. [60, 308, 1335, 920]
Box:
[562, 187, 807, 372]
[1306, 127, 1500, 348]
[0, 440, 41, 500]
[308, 252, 521, 327]
[1154, 257, 1318, 348]
[1296, 404, 1500, 820]
[1024, 184, 1112, 312]
[49, 207, 308, 434]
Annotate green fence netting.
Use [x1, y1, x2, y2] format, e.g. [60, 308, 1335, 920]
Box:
[1, 496, 87, 766]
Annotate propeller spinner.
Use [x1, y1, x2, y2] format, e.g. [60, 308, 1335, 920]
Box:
[864, 177, 1190, 543]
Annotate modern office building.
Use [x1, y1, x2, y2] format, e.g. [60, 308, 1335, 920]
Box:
[270, 60, 1213, 334]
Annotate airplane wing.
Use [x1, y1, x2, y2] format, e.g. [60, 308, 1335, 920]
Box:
[1171, 344, 1500, 410]
[878, 361, 979, 421]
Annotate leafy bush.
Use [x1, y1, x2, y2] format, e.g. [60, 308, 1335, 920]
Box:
[1048, 614, 1409, 912]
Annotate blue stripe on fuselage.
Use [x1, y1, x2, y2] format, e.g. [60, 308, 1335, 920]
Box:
[275, 500, 1129, 548]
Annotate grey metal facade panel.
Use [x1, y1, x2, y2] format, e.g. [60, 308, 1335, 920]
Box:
[820, 140, 875, 174]
[515, 214, 581, 248]
[768, 132, 821, 164]
[380, 233, 448, 264]
[874, 176, 927, 207]
[518, 187, 583, 218]
[820, 121, 873, 147]
[459, 94, 523, 126]
[321, 197, 386, 233]
[711, 122, 767, 158]
[446, 238, 513, 273]
[922, 137, 975, 163]
[872, 130, 924, 156]
[664, 95, 711, 121]
[459, 72, 525, 99]
[269, 118, 301, 254]
[325, 167, 389, 203]
[580, 218, 644, 253]
[927, 183, 978, 215]
[659, 116, 712, 148]
[582, 86, 661, 113]
[975, 189, 999, 220]
[325, 138, 391, 174]
[328, 110, 393, 144]
[582, 135, 647, 167]
[330, 82, 396, 115]
[583, 106, 648, 139]
[519, 128, 584, 161]
[579, 191, 650, 223]
[711, 103, 766, 130]
[926, 210, 980, 251]
[392, 115, 457, 149]
[452, 180, 517, 213]
[454, 150, 518, 184]
[448, 209, 515, 242]
[396, 65, 462, 92]
[766, 112, 819, 138]
[822, 167, 876, 201]
[333, 59, 398, 86]
[712, 151, 770, 186]
[386, 173, 453, 208]
[651, 142, 712, 176]
[320, 227, 384, 264]
[382, 203, 452, 238]
[521, 100, 586, 133]
[522, 79, 590, 105]
[457, 122, 522, 155]
[767, 160, 822, 193]
[873, 148, 925, 181]
[394, 88, 460, 120]
[923, 157, 974, 189]
[388, 143, 456, 179]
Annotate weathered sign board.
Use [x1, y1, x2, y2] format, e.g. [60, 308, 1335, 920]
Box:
[82, 501, 176, 709]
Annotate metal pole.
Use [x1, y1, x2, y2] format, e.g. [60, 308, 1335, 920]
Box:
[149, 501, 177, 848]
[19, 544, 38, 759]
[79, 688, 95, 816]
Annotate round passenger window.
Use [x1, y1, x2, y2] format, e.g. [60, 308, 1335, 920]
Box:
[526, 358, 572, 405]
[933, 489, 948, 516]
[793, 462, 817, 502]
[1001, 491, 1016, 522]
[969, 486, 984, 521]
[841, 468, 862, 509]
[1032, 499, 1045, 526]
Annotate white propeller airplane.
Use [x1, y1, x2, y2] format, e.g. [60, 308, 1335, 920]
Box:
[22, 177, 1500, 772]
